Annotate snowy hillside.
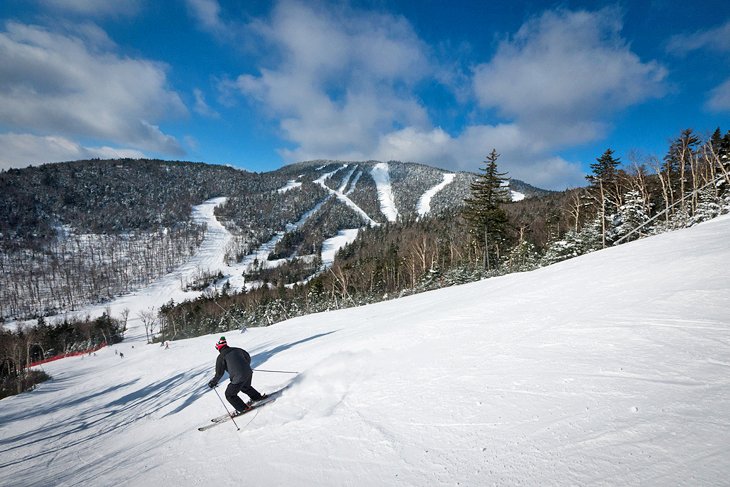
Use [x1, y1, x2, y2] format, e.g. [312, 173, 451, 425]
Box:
[2, 158, 548, 322]
[2, 215, 729, 486]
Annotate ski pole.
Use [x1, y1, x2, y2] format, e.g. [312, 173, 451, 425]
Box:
[254, 368, 299, 374]
[212, 386, 240, 431]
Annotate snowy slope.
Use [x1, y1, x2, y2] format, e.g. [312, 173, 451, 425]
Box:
[6, 197, 239, 334]
[277, 180, 302, 193]
[2, 216, 729, 486]
[321, 229, 360, 267]
[417, 173, 455, 216]
[371, 162, 399, 222]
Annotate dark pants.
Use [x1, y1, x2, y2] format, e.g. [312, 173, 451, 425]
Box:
[225, 371, 263, 412]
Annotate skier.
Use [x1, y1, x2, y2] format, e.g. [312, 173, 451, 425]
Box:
[207, 336, 266, 414]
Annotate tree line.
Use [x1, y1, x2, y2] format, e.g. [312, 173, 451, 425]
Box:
[1, 224, 206, 321]
[541, 127, 730, 262]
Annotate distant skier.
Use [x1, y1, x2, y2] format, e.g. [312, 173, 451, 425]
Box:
[208, 336, 266, 414]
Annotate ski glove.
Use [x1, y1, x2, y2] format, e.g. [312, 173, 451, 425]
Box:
[208, 380, 217, 389]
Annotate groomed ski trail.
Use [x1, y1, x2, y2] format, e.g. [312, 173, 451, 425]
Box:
[417, 173, 455, 216]
[370, 162, 399, 222]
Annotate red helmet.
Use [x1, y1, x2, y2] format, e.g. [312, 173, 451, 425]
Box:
[215, 336, 227, 350]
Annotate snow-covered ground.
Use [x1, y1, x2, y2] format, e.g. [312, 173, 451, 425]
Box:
[2, 214, 729, 486]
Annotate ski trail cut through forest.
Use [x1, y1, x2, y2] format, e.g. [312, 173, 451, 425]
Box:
[370, 162, 399, 222]
[417, 173, 456, 216]
[315, 165, 378, 226]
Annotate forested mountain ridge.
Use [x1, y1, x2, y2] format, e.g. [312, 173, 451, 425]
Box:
[0, 157, 544, 321]
[0, 159, 281, 247]
[275, 159, 550, 217]
[0, 158, 544, 247]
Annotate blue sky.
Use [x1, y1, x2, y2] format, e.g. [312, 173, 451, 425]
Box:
[1, 0, 729, 189]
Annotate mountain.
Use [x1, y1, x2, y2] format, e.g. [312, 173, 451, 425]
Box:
[0, 158, 551, 322]
[0, 158, 543, 244]
[1, 213, 728, 486]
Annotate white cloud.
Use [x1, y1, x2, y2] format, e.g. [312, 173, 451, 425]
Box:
[193, 88, 219, 118]
[183, 135, 199, 152]
[372, 125, 586, 189]
[473, 7, 667, 136]
[226, 4, 658, 189]
[0, 133, 144, 171]
[234, 0, 432, 160]
[185, 0, 228, 37]
[707, 78, 730, 112]
[374, 126, 454, 164]
[0, 22, 186, 162]
[666, 20, 730, 55]
[36, 0, 141, 17]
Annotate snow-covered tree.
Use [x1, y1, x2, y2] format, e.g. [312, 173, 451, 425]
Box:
[613, 190, 652, 242]
[541, 217, 603, 266]
[586, 148, 622, 248]
[690, 187, 725, 225]
[506, 236, 539, 272]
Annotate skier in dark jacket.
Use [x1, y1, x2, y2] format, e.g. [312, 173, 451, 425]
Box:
[208, 336, 266, 413]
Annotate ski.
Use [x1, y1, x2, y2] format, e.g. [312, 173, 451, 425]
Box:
[209, 412, 231, 423]
[198, 395, 277, 431]
[208, 394, 272, 423]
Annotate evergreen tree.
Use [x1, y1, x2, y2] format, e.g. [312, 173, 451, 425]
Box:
[589, 148, 621, 183]
[691, 187, 725, 225]
[540, 231, 580, 266]
[541, 216, 603, 266]
[506, 238, 539, 272]
[613, 190, 652, 242]
[586, 148, 622, 248]
[710, 127, 723, 157]
[462, 149, 511, 271]
[721, 130, 730, 165]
